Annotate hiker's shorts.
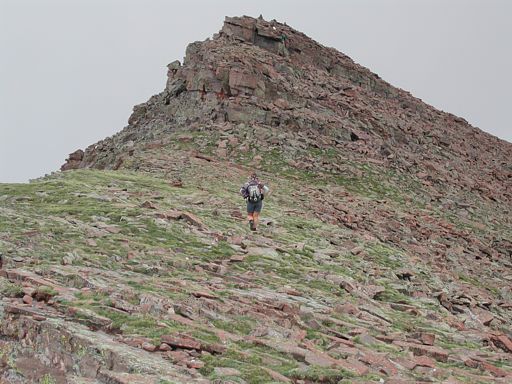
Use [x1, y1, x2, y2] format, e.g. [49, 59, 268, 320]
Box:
[247, 200, 263, 214]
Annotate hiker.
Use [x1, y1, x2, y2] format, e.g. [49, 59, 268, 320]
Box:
[239, 173, 270, 231]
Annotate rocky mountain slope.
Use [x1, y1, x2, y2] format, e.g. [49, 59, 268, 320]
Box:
[1, 15, 512, 384]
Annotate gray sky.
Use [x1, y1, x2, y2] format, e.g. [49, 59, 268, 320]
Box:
[1, 0, 511, 183]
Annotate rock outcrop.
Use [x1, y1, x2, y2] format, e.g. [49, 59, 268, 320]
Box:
[62, 16, 511, 207]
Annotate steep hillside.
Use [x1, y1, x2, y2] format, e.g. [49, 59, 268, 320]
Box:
[1, 16, 511, 384]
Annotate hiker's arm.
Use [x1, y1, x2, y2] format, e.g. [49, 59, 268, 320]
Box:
[240, 185, 248, 198]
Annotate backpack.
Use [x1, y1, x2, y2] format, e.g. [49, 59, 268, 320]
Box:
[247, 182, 262, 203]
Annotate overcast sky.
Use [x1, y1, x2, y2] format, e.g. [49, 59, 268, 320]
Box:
[1, 0, 511, 183]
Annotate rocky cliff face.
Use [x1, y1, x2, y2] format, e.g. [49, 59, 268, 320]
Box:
[1, 16, 511, 383]
[62, 16, 511, 205]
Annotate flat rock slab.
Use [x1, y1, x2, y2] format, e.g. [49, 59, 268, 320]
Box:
[394, 341, 449, 363]
[491, 334, 512, 353]
[161, 334, 202, 350]
[157, 210, 205, 228]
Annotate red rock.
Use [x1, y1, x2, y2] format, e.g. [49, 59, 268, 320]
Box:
[394, 341, 449, 362]
[339, 279, 356, 293]
[350, 246, 363, 255]
[121, 337, 144, 348]
[141, 342, 157, 352]
[262, 367, 291, 383]
[491, 334, 512, 353]
[462, 356, 479, 369]
[167, 350, 190, 363]
[420, 333, 436, 346]
[333, 303, 359, 315]
[409, 332, 435, 346]
[446, 317, 466, 331]
[474, 308, 494, 326]
[396, 269, 415, 281]
[303, 350, 335, 367]
[22, 295, 33, 305]
[392, 357, 416, 370]
[201, 343, 226, 354]
[159, 343, 172, 351]
[167, 313, 197, 327]
[413, 355, 436, 368]
[339, 357, 370, 376]
[4, 304, 28, 315]
[186, 359, 205, 369]
[478, 361, 508, 377]
[375, 335, 397, 344]
[61, 150, 84, 170]
[228, 236, 244, 245]
[170, 179, 183, 187]
[22, 287, 36, 297]
[274, 98, 290, 110]
[229, 69, 258, 92]
[277, 302, 299, 315]
[229, 254, 245, 262]
[359, 351, 398, 375]
[32, 314, 46, 321]
[85, 238, 97, 247]
[284, 287, 302, 296]
[157, 210, 182, 220]
[391, 303, 421, 316]
[192, 291, 217, 299]
[140, 200, 157, 209]
[347, 328, 367, 336]
[156, 210, 204, 228]
[291, 329, 307, 342]
[161, 334, 201, 350]
[180, 212, 204, 228]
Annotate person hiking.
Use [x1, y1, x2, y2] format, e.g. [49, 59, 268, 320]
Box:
[239, 173, 270, 231]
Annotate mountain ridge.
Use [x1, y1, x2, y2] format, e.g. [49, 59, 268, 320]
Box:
[61, 16, 511, 205]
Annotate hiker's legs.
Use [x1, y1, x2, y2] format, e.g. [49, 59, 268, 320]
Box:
[247, 202, 255, 229]
[253, 212, 260, 229]
[252, 201, 263, 230]
[247, 201, 262, 231]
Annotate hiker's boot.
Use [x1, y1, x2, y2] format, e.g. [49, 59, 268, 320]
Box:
[249, 220, 254, 231]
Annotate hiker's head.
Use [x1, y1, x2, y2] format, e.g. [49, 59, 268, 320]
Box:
[250, 172, 258, 181]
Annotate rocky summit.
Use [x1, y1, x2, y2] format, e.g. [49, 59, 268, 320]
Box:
[1, 15, 512, 384]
